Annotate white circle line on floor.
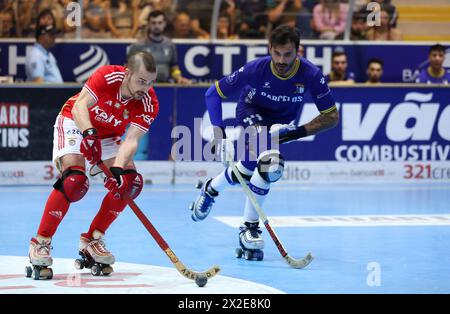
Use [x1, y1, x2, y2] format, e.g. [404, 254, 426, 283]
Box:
[0, 256, 284, 294]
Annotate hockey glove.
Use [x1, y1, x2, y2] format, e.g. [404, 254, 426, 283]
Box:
[80, 128, 102, 165]
[270, 124, 307, 144]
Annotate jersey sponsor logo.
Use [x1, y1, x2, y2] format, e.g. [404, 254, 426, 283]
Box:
[320, 77, 325, 84]
[90, 105, 123, 127]
[49, 211, 63, 220]
[136, 113, 154, 125]
[245, 88, 256, 104]
[263, 82, 271, 89]
[260, 92, 303, 102]
[225, 70, 238, 85]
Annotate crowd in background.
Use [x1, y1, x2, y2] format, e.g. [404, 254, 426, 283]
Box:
[0, 0, 401, 40]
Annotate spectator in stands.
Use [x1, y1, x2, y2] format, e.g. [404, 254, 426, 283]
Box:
[128, 10, 191, 84]
[171, 11, 196, 38]
[105, 0, 140, 38]
[217, 13, 239, 39]
[312, 0, 348, 40]
[267, 0, 302, 32]
[374, 0, 398, 28]
[177, 0, 212, 39]
[298, 44, 305, 57]
[325, 49, 355, 84]
[84, 0, 110, 38]
[235, 0, 267, 39]
[25, 24, 63, 83]
[416, 44, 450, 84]
[366, 8, 401, 41]
[138, 0, 176, 38]
[365, 58, 383, 84]
[295, 0, 316, 39]
[0, 8, 16, 37]
[350, 10, 367, 40]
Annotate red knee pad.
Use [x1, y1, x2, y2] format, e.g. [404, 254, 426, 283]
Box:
[123, 170, 143, 200]
[53, 166, 89, 202]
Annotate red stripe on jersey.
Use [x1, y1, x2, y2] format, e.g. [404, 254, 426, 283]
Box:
[58, 116, 65, 150]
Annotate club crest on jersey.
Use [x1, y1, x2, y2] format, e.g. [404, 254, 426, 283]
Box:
[123, 109, 130, 119]
[68, 138, 76, 146]
[114, 102, 121, 109]
[294, 84, 304, 94]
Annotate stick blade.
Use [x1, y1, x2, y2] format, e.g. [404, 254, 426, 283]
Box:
[284, 252, 313, 269]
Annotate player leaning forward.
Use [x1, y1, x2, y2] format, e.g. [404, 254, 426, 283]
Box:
[191, 25, 339, 259]
[27, 51, 159, 278]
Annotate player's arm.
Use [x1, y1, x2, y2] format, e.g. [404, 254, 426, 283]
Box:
[113, 125, 146, 168]
[71, 88, 96, 132]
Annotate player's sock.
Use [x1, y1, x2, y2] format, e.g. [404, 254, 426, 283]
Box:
[87, 192, 127, 235]
[244, 170, 270, 222]
[210, 162, 253, 192]
[37, 189, 70, 238]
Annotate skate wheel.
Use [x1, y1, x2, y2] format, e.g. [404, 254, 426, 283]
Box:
[84, 259, 92, 269]
[40, 268, 53, 279]
[244, 250, 253, 260]
[91, 264, 102, 276]
[32, 268, 40, 280]
[102, 266, 113, 276]
[25, 266, 32, 278]
[235, 248, 243, 258]
[74, 259, 84, 270]
[255, 250, 264, 261]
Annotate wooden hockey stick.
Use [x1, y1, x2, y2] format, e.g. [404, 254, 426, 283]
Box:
[228, 161, 313, 269]
[98, 161, 221, 281]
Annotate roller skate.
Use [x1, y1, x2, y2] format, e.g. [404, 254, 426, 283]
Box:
[26, 236, 54, 280]
[235, 221, 264, 261]
[189, 178, 218, 222]
[75, 230, 114, 276]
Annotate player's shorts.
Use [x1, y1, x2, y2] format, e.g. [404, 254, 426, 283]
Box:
[52, 115, 121, 172]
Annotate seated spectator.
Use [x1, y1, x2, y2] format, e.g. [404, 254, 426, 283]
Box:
[350, 10, 367, 40]
[177, 0, 212, 39]
[267, 0, 302, 31]
[295, 0, 316, 39]
[0, 8, 16, 37]
[416, 44, 450, 84]
[217, 13, 239, 39]
[105, 0, 140, 38]
[138, 0, 176, 38]
[171, 11, 196, 38]
[312, 0, 348, 40]
[236, 0, 267, 39]
[366, 8, 401, 41]
[365, 58, 383, 84]
[325, 49, 355, 84]
[84, 0, 110, 38]
[25, 24, 63, 83]
[374, 0, 398, 28]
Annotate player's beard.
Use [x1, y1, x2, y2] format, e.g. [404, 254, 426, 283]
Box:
[275, 59, 296, 76]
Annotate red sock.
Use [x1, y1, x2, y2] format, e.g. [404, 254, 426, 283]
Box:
[37, 189, 70, 238]
[87, 192, 127, 236]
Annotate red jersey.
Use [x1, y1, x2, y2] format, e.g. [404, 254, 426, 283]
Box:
[61, 65, 159, 139]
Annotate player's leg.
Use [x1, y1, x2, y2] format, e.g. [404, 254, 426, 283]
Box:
[80, 140, 143, 266]
[29, 116, 89, 272]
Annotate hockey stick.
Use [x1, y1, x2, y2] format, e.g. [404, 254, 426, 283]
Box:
[227, 160, 313, 269]
[98, 161, 221, 282]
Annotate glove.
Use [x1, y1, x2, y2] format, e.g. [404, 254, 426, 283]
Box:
[103, 167, 126, 199]
[270, 124, 307, 144]
[80, 128, 102, 165]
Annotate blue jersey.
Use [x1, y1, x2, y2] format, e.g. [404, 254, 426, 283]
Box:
[211, 56, 336, 126]
[416, 67, 450, 84]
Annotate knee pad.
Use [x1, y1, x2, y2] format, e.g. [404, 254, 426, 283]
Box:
[257, 150, 285, 183]
[122, 169, 143, 200]
[53, 166, 89, 202]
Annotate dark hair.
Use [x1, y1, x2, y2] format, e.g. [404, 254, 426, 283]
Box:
[127, 51, 156, 73]
[367, 58, 384, 68]
[269, 25, 300, 49]
[148, 10, 166, 21]
[332, 51, 346, 60]
[37, 8, 56, 27]
[429, 44, 446, 54]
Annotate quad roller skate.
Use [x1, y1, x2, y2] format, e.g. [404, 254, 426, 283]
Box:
[189, 178, 218, 222]
[75, 231, 114, 276]
[26, 237, 53, 280]
[235, 222, 264, 261]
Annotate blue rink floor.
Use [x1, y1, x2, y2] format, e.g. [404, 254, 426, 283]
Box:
[1, 182, 450, 294]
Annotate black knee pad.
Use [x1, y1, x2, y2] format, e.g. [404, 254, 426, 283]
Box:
[257, 150, 285, 183]
[53, 167, 89, 202]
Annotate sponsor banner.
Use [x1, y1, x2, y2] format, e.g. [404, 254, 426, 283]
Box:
[1, 40, 449, 83]
[1, 86, 449, 162]
[1, 161, 449, 185]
